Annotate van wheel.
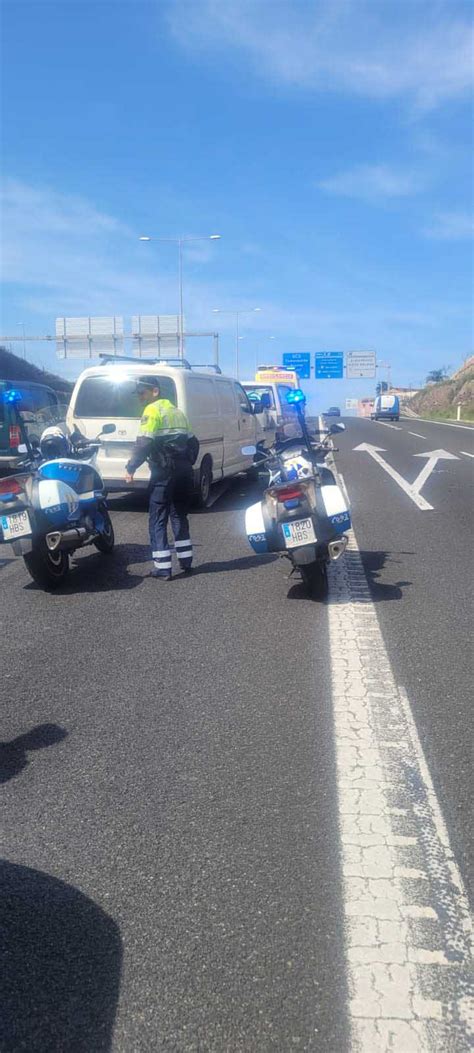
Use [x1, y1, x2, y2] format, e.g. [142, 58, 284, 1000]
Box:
[196, 458, 212, 507]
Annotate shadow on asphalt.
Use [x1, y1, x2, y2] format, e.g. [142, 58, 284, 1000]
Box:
[355, 550, 413, 602]
[0, 860, 122, 1052]
[0, 724, 68, 785]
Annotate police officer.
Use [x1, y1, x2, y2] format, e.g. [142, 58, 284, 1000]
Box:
[125, 380, 195, 579]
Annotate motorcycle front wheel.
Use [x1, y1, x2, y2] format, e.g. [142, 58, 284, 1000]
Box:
[23, 539, 69, 590]
[93, 509, 115, 553]
[300, 561, 328, 600]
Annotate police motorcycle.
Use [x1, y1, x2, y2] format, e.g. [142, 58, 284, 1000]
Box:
[243, 389, 350, 597]
[0, 389, 116, 589]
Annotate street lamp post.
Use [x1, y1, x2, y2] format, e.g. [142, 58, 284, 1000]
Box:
[139, 234, 221, 358]
[17, 323, 26, 359]
[212, 308, 262, 378]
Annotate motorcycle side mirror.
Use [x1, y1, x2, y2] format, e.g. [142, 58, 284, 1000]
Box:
[101, 423, 116, 434]
[241, 445, 257, 456]
[330, 422, 345, 434]
[17, 443, 28, 454]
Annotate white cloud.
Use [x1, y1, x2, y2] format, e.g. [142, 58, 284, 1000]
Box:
[316, 164, 425, 201]
[424, 210, 474, 240]
[166, 0, 473, 109]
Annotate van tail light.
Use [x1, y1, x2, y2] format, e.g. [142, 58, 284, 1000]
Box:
[9, 425, 22, 448]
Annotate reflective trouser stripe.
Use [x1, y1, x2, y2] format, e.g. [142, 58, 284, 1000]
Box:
[152, 550, 171, 559]
[153, 560, 172, 570]
[175, 539, 192, 564]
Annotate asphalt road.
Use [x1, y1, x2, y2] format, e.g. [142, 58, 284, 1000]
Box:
[1, 415, 472, 1051]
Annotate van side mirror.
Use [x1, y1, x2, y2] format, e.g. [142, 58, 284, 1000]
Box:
[260, 392, 272, 409]
[249, 397, 263, 414]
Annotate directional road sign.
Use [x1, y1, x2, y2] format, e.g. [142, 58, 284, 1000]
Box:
[346, 350, 376, 378]
[282, 352, 311, 379]
[345, 398, 359, 409]
[315, 352, 344, 379]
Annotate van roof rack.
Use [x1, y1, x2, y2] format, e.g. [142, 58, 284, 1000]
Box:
[192, 363, 222, 374]
[98, 354, 192, 369]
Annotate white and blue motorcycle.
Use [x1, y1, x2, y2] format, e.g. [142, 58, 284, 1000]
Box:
[244, 389, 350, 598]
[0, 389, 116, 589]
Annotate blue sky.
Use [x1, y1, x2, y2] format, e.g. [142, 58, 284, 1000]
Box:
[1, 0, 472, 410]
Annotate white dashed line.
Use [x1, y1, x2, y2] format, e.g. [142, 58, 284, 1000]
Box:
[408, 432, 426, 439]
[374, 421, 402, 430]
[460, 451, 474, 459]
[326, 464, 473, 1051]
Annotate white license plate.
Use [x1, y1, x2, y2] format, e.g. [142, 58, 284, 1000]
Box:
[1, 510, 32, 540]
[282, 517, 316, 548]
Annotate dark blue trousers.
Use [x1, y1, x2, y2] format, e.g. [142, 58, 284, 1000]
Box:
[149, 465, 193, 576]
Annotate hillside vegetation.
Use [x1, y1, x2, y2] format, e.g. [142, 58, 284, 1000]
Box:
[0, 346, 73, 396]
[409, 357, 474, 422]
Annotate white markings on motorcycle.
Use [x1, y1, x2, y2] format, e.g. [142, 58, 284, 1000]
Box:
[326, 509, 473, 1050]
[353, 444, 459, 511]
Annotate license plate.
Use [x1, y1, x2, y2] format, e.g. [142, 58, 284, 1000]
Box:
[1, 510, 32, 540]
[282, 517, 316, 548]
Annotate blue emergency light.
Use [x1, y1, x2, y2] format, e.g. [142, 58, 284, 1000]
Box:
[286, 388, 306, 406]
[3, 389, 22, 404]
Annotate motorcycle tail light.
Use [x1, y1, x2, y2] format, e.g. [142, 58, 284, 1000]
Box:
[0, 476, 23, 495]
[274, 485, 304, 501]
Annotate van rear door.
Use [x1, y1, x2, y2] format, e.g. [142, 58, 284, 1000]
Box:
[69, 372, 178, 486]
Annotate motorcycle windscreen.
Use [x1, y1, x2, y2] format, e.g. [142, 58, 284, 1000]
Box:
[245, 501, 268, 553]
[320, 484, 351, 533]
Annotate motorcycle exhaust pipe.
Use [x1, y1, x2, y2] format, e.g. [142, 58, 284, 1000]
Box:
[46, 527, 88, 551]
[328, 536, 348, 562]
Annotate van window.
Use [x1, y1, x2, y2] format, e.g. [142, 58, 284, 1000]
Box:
[187, 377, 218, 415]
[216, 381, 236, 417]
[233, 383, 251, 413]
[244, 385, 275, 408]
[74, 374, 177, 418]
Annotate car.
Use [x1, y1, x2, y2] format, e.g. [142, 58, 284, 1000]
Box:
[324, 406, 341, 417]
[0, 380, 66, 475]
[66, 358, 266, 506]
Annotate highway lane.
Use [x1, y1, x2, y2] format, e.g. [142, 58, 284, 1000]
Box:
[1, 479, 349, 1052]
[1, 428, 472, 1050]
[335, 416, 474, 903]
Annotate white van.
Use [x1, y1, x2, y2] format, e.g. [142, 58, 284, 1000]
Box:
[66, 359, 265, 504]
[241, 379, 300, 442]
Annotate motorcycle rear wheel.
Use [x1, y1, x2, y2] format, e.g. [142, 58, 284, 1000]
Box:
[300, 561, 328, 600]
[23, 540, 69, 590]
[93, 510, 115, 553]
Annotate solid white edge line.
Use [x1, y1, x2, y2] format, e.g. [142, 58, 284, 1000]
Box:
[326, 452, 473, 1050]
[401, 416, 474, 432]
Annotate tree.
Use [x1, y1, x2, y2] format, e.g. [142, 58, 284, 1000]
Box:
[426, 367, 449, 384]
[376, 381, 388, 395]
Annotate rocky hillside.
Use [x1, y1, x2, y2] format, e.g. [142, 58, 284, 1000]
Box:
[409, 357, 474, 422]
[0, 346, 73, 396]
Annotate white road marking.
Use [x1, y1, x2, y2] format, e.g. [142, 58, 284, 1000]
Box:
[412, 448, 459, 493]
[374, 420, 402, 430]
[408, 432, 426, 439]
[353, 444, 433, 511]
[460, 451, 474, 459]
[401, 416, 474, 432]
[326, 491, 473, 1050]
